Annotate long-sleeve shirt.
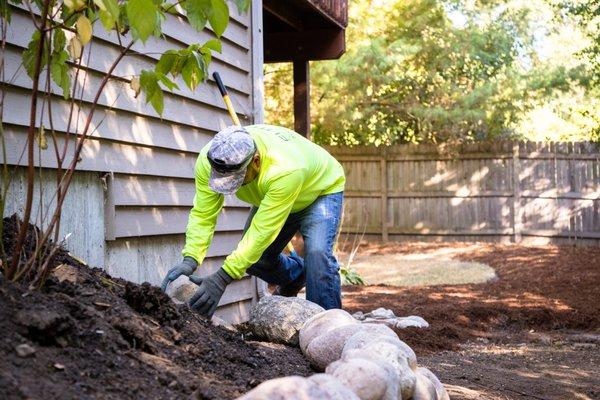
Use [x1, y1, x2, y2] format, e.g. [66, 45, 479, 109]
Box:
[181, 124, 345, 279]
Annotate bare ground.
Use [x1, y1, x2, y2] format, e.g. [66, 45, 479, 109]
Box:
[341, 242, 600, 400]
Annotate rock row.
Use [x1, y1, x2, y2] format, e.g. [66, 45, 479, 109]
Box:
[238, 307, 449, 400]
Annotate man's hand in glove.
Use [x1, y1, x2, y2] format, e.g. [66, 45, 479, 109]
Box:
[188, 268, 233, 318]
[161, 256, 198, 292]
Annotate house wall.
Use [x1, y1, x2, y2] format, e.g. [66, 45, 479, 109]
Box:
[2, 0, 264, 322]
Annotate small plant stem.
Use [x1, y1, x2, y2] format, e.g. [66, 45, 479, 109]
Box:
[8, 0, 52, 280]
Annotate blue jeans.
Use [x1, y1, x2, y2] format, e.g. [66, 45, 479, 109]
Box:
[244, 192, 344, 309]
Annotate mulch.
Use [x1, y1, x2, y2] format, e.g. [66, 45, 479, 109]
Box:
[341, 242, 600, 355]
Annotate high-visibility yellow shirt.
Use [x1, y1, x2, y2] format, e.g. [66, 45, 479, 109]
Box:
[182, 124, 346, 279]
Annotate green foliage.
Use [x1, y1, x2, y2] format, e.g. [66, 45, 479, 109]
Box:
[50, 29, 71, 99]
[340, 266, 365, 286]
[126, 0, 160, 42]
[94, 0, 120, 30]
[566, 0, 600, 86]
[265, 0, 599, 144]
[22, 31, 48, 79]
[139, 70, 165, 114]
[184, 0, 229, 37]
[4, 0, 251, 114]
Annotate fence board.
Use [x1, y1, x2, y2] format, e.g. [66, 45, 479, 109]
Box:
[331, 141, 600, 243]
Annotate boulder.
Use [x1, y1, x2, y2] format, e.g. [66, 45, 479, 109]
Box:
[236, 375, 359, 400]
[247, 295, 325, 345]
[299, 309, 357, 353]
[343, 329, 418, 370]
[412, 370, 438, 400]
[346, 342, 417, 399]
[305, 323, 396, 370]
[417, 367, 449, 400]
[326, 355, 399, 400]
[308, 374, 362, 400]
[353, 308, 430, 329]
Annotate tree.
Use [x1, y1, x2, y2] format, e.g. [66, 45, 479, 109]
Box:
[0, 0, 250, 285]
[265, 0, 598, 145]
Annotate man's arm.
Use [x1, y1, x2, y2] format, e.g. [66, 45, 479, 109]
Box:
[222, 170, 304, 279]
[181, 157, 224, 264]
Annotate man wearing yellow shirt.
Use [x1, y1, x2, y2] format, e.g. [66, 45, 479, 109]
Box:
[161, 124, 346, 318]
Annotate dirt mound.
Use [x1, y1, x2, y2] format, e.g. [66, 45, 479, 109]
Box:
[342, 242, 600, 355]
[0, 218, 311, 400]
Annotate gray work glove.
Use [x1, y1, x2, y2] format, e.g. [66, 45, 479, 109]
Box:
[188, 268, 233, 318]
[161, 256, 198, 292]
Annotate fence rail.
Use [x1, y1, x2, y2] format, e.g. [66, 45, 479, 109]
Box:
[326, 141, 600, 244]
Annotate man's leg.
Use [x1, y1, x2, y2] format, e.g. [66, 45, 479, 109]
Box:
[299, 192, 344, 309]
[244, 207, 304, 286]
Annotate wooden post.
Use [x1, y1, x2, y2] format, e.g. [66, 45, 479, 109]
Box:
[380, 150, 388, 242]
[293, 60, 310, 138]
[512, 142, 522, 243]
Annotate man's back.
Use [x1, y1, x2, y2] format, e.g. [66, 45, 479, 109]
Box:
[235, 124, 345, 213]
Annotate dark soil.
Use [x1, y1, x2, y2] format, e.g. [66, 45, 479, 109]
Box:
[1, 216, 311, 400]
[341, 241, 600, 399]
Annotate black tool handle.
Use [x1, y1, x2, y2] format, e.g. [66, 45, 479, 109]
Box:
[213, 72, 228, 96]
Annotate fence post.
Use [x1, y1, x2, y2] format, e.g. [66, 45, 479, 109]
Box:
[380, 149, 388, 242]
[512, 142, 522, 243]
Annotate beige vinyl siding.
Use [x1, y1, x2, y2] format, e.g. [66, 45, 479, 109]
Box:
[3, 1, 261, 320]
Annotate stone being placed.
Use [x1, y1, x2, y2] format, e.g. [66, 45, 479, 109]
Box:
[236, 375, 360, 400]
[299, 308, 358, 354]
[165, 276, 195, 304]
[247, 295, 325, 345]
[326, 356, 399, 400]
[353, 308, 430, 329]
[343, 329, 418, 370]
[305, 323, 397, 370]
[345, 342, 417, 399]
[417, 367, 449, 400]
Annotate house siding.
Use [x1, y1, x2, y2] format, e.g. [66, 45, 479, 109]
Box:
[2, 1, 262, 322]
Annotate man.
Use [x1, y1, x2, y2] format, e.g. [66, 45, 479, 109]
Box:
[161, 124, 345, 318]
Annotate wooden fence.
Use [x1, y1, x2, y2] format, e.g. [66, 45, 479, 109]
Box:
[326, 141, 600, 244]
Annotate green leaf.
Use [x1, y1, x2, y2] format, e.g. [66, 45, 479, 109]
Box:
[51, 51, 71, 99]
[157, 72, 179, 91]
[206, 0, 228, 37]
[183, 0, 208, 32]
[140, 70, 164, 114]
[155, 50, 178, 75]
[53, 29, 67, 53]
[181, 52, 205, 90]
[231, 0, 250, 13]
[126, 0, 159, 42]
[96, 0, 120, 30]
[23, 31, 48, 79]
[202, 38, 221, 53]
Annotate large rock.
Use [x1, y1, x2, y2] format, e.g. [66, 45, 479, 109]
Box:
[236, 375, 360, 400]
[308, 374, 362, 400]
[299, 309, 357, 353]
[247, 295, 324, 345]
[305, 323, 396, 370]
[345, 342, 417, 399]
[417, 367, 449, 400]
[353, 308, 430, 329]
[343, 330, 417, 370]
[326, 355, 399, 400]
[412, 370, 439, 400]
